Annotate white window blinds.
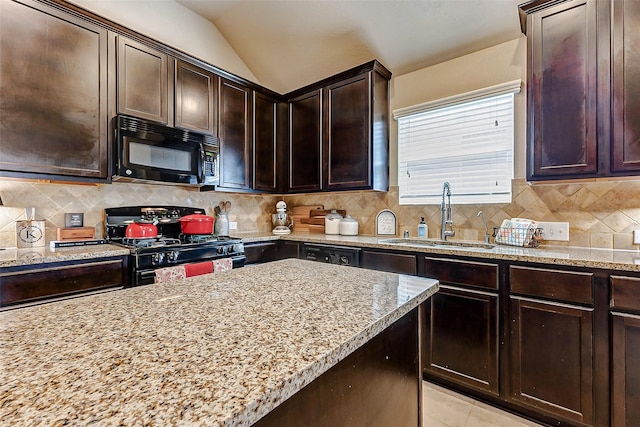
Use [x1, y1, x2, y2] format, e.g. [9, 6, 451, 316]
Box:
[395, 80, 521, 205]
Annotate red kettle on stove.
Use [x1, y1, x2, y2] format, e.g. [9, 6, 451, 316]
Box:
[125, 221, 158, 238]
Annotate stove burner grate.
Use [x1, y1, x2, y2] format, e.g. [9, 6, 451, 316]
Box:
[122, 237, 181, 248]
[179, 234, 220, 244]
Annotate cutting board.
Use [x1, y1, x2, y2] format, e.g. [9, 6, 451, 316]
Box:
[309, 209, 347, 217]
[291, 205, 324, 232]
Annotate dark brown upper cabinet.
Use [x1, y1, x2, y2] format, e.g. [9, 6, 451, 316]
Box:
[253, 91, 279, 193]
[521, 0, 598, 180]
[521, 0, 640, 180]
[117, 36, 170, 125]
[288, 90, 323, 192]
[611, 0, 640, 173]
[0, 0, 109, 181]
[286, 60, 391, 193]
[324, 68, 389, 191]
[175, 60, 217, 135]
[217, 78, 252, 191]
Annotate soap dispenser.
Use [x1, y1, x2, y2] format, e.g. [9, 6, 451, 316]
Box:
[418, 217, 428, 237]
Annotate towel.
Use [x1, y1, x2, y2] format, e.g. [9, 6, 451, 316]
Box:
[185, 261, 214, 277]
[154, 265, 187, 283]
[213, 258, 233, 273]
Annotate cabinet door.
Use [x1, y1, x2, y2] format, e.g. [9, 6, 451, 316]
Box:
[244, 242, 279, 264]
[611, 0, 640, 173]
[279, 241, 300, 259]
[0, 0, 108, 180]
[323, 73, 371, 190]
[253, 91, 278, 192]
[510, 297, 594, 425]
[289, 90, 322, 192]
[218, 78, 252, 190]
[175, 60, 217, 135]
[117, 36, 169, 124]
[424, 286, 499, 396]
[612, 312, 640, 427]
[526, 0, 598, 180]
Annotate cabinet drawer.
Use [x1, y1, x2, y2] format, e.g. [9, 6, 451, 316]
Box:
[510, 266, 593, 305]
[362, 250, 416, 275]
[611, 275, 640, 312]
[423, 257, 498, 290]
[1, 258, 125, 306]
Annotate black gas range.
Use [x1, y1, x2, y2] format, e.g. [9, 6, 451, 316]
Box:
[105, 206, 245, 286]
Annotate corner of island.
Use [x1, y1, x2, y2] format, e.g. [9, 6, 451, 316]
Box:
[0, 258, 438, 426]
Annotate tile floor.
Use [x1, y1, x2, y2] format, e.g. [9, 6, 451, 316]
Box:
[422, 381, 543, 427]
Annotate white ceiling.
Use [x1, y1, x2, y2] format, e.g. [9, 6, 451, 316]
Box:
[177, 0, 524, 94]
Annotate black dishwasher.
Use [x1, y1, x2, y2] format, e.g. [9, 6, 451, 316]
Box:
[301, 243, 361, 267]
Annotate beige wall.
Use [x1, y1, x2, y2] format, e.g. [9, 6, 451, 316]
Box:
[69, 0, 258, 83]
[389, 36, 528, 184]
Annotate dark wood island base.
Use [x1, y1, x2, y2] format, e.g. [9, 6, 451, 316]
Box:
[255, 307, 421, 427]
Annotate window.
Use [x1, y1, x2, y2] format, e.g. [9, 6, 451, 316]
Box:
[395, 80, 521, 205]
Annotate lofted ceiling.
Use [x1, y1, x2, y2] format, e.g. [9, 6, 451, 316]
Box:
[177, 0, 525, 94]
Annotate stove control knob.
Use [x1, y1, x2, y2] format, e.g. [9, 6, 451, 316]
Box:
[167, 251, 179, 262]
[152, 253, 165, 265]
[217, 246, 226, 255]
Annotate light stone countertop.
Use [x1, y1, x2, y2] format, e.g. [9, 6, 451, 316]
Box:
[0, 244, 131, 268]
[240, 232, 640, 273]
[0, 259, 438, 426]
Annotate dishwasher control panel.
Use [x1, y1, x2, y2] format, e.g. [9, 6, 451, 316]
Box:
[301, 243, 361, 267]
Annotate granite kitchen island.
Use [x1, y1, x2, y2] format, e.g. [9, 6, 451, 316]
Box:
[0, 259, 438, 426]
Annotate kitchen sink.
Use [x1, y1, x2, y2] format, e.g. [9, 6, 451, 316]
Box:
[379, 238, 495, 250]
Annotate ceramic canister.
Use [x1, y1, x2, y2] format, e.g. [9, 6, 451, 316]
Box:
[324, 210, 343, 235]
[339, 214, 359, 235]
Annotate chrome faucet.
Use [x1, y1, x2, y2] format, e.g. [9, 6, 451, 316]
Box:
[477, 210, 490, 243]
[441, 182, 455, 240]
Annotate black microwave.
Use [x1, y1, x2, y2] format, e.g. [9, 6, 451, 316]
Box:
[113, 115, 219, 186]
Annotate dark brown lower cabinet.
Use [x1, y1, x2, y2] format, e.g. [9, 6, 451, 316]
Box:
[611, 313, 640, 427]
[509, 297, 594, 425]
[0, 256, 128, 308]
[424, 286, 499, 395]
[610, 274, 640, 427]
[244, 242, 279, 264]
[421, 257, 500, 396]
[361, 250, 416, 275]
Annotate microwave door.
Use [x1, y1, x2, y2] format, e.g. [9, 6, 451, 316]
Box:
[118, 136, 200, 185]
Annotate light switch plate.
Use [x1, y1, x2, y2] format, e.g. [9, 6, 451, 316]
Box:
[538, 221, 570, 241]
[633, 230, 640, 245]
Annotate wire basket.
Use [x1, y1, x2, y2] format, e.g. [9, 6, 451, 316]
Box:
[493, 225, 542, 248]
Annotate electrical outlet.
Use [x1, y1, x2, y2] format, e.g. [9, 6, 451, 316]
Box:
[633, 230, 640, 245]
[538, 221, 570, 241]
[229, 221, 238, 230]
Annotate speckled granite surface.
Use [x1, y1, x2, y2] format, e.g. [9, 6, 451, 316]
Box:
[0, 259, 438, 426]
[240, 232, 640, 272]
[0, 244, 130, 268]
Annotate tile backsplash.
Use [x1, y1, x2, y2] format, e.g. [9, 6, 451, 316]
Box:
[0, 180, 279, 247]
[2, 178, 640, 249]
[284, 179, 640, 250]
